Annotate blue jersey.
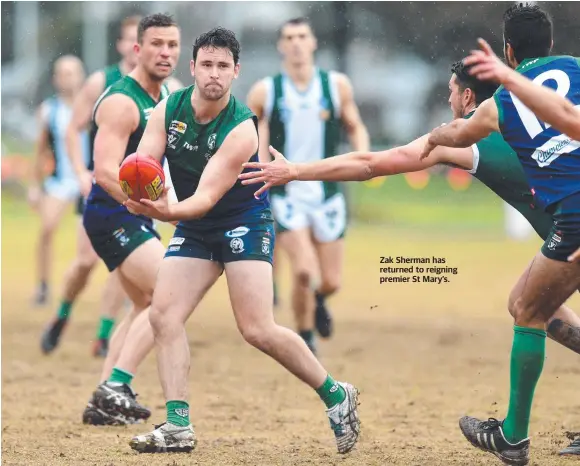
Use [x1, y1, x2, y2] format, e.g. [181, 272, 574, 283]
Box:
[494, 56, 580, 209]
[43, 96, 90, 181]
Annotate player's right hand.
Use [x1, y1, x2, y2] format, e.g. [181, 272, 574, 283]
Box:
[79, 170, 93, 197]
[463, 38, 512, 84]
[27, 185, 42, 211]
[239, 146, 299, 198]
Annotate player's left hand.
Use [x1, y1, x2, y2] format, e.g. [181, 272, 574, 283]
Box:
[124, 187, 173, 222]
[463, 38, 512, 84]
[419, 138, 438, 161]
[238, 145, 299, 198]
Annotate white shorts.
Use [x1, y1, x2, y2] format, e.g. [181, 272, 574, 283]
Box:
[43, 176, 80, 202]
[271, 192, 347, 243]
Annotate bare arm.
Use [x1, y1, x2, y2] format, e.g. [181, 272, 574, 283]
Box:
[93, 94, 140, 204]
[247, 80, 272, 163]
[239, 134, 475, 196]
[66, 71, 105, 177]
[168, 119, 259, 221]
[421, 98, 499, 160]
[135, 98, 168, 163]
[336, 73, 370, 152]
[32, 105, 52, 187]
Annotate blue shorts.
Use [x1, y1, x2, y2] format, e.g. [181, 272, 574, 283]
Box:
[541, 191, 580, 262]
[83, 203, 160, 272]
[165, 221, 275, 266]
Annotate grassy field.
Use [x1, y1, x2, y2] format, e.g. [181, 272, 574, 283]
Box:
[2, 193, 579, 465]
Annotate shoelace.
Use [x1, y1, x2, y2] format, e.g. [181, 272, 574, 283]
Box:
[481, 418, 502, 431]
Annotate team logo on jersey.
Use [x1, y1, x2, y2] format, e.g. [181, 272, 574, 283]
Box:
[170, 120, 187, 134]
[167, 134, 177, 150]
[225, 226, 250, 238]
[547, 232, 562, 251]
[230, 237, 245, 254]
[144, 108, 154, 120]
[261, 237, 270, 255]
[208, 133, 217, 150]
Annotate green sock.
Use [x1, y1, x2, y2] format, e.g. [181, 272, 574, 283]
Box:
[108, 367, 133, 386]
[316, 374, 346, 409]
[502, 326, 546, 444]
[97, 317, 115, 340]
[167, 400, 190, 427]
[57, 301, 73, 320]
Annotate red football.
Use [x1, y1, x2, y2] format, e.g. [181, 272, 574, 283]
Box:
[119, 153, 165, 202]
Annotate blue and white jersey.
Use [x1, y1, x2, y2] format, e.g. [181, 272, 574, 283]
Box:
[41, 95, 90, 183]
[494, 56, 580, 210]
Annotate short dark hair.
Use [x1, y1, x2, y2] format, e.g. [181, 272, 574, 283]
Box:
[192, 27, 240, 65]
[137, 13, 178, 43]
[278, 17, 313, 38]
[451, 60, 499, 105]
[503, 3, 552, 63]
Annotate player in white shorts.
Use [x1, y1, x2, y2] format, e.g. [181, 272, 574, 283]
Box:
[28, 55, 87, 306]
[247, 17, 369, 354]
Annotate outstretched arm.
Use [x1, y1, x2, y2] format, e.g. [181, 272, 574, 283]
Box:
[239, 134, 475, 197]
[465, 38, 580, 141]
[420, 98, 499, 160]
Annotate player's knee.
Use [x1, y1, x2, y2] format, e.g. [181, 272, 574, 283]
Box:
[40, 223, 57, 241]
[294, 268, 314, 289]
[319, 277, 341, 296]
[239, 322, 272, 351]
[511, 297, 545, 326]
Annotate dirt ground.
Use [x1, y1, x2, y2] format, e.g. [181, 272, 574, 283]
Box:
[2, 201, 579, 465]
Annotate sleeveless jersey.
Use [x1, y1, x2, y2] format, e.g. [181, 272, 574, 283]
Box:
[87, 75, 169, 207]
[467, 115, 553, 239]
[494, 56, 580, 209]
[87, 63, 125, 171]
[265, 69, 342, 203]
[42, 95, 90, 181]
[164, 85, 270, 229]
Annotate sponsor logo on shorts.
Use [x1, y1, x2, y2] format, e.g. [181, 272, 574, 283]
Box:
[169, 237, 185, 246]
[169, 120, 187, 134]
[230, 237, 245, 254]
[168, 245, 180, 252]
[261, 237, 270, 255]
[113, 228, 130, 246]
[548, 232, 562, 251]
[225, 226, 250, 238]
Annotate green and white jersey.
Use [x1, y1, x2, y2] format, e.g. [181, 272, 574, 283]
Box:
[265, 68, 342, 204]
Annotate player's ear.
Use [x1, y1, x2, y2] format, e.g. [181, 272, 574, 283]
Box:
[133, 42, 140, 57]
[233, 62, 241, 80]
[463, 88, 474, 107]
[190, 60, 195, 77]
